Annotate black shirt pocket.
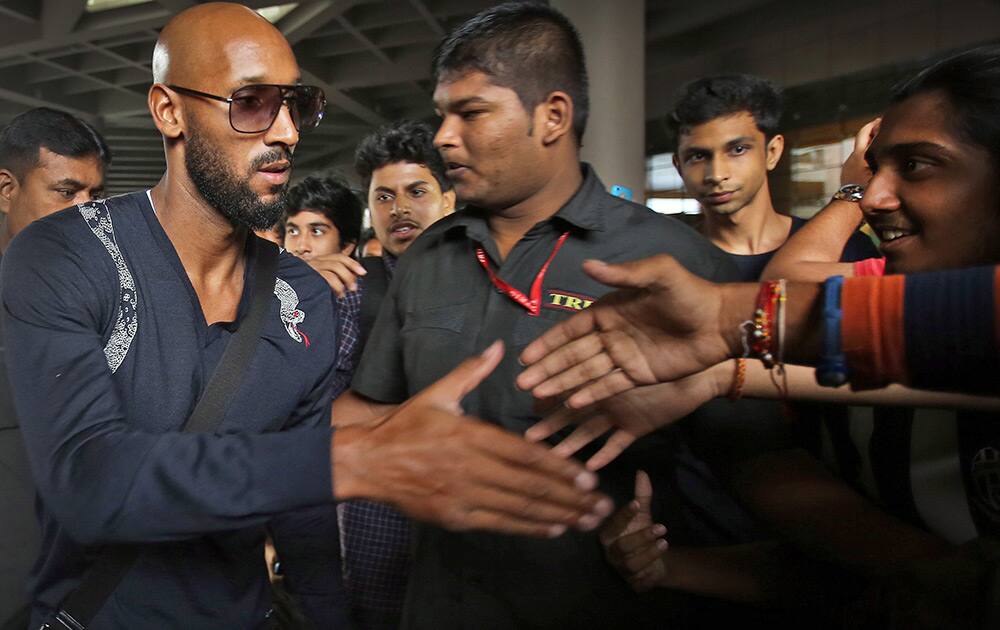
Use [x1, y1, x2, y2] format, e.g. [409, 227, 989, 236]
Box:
[401, 301, 475, 392]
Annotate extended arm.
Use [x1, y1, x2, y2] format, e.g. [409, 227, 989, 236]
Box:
[762, 119, 880, 282]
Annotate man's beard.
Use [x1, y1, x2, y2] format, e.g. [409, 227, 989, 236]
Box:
[185, 133, 290, 231]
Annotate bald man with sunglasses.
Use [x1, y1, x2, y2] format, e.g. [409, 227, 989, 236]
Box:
[0, 4, 609, 628]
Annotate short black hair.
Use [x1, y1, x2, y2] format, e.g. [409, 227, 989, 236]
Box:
[354, 119, 452, 194]
[432, 1, 589, 142]
[285, 176, 363, 246]
[667, 75, 783, 148]
[0, 107, 112, 178]
[891, 45, 1000, 166]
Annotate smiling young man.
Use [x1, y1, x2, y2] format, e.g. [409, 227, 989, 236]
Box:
[1, 4, 609, 628]
[522, 47, 1000, 626]
[0, 106, 110, 627]
[342, 3, 742, 628]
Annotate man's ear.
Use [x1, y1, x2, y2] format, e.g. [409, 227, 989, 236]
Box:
[0, 169, 19, 217]
[441, 189, 457, 215]
[341, 242, 357, 256]
[765, 134, 785, 171]
[149, 83, 185, 140]
[537, 91, 574, 146]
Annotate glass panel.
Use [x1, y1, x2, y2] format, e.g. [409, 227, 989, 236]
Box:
[645, 152, 699, 215]
[257, 3, 299, 23]
[85, 0, 152, 12]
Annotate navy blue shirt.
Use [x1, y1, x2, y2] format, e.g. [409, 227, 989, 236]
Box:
[1, 193, 337, 629]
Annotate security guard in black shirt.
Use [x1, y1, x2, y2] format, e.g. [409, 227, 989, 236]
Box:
[352, 166, 741, 629]
[342, 5, 794, 627]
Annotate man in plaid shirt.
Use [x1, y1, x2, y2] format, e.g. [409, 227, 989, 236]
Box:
[322, 120, 455, 628]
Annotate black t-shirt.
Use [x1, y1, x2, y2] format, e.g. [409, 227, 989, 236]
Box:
[726, 215, 879, 280]
[671, 214, 881, 547]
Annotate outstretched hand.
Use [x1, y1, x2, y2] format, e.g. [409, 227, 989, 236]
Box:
[599, 471, 669, 592]
[332, 341, 613, 538]
[526, 368, 725, 470]
[516, 255, 738, 409]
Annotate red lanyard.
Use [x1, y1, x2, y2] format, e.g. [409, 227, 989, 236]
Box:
[475, 231, 570, 317]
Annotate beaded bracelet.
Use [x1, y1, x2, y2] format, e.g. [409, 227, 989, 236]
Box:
[728, 358, 747, 400]
[740, 281, 785, 369]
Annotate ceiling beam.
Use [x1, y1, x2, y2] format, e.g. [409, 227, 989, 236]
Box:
[25, 52, 147, 106]
[0, 4, 167, 61]
[280, 0, 359, 46]
[154, 0, 195, 12]
[0, 85, 96, 121]
[41, 0, 86, 39]
[296, 136, 362, 170]
[81, 41, 151, 75]
[299, 67, 386, 126]
[0, 4, 37, 24]
[408, 0, 445, 36]
[335, 15, 392, 65]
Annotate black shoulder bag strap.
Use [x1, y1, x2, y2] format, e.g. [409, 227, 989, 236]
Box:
[44, 238, 280, 630]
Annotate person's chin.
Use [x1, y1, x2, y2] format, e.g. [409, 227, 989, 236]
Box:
[702, 202, 741, 216]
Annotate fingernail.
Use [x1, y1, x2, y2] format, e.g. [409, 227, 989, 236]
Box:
[574, 471, 597, 491]
[577, 514, 600, 531]
[656, 539, 668, 551]
[593, 497, 613, 516]
[652, 524, 666, 536]
[481, 340, 502, 359]
[548, 524, 567, 538]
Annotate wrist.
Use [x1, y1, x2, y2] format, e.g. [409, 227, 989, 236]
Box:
[827, 197, 866, 226]
[331, 426, 375, 501]
[717, 283, 759, 358]
[784, 282, 824, 364]
[708, 361, 736, 399]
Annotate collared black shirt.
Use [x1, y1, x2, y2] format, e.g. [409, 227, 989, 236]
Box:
[353, 165, 758, 628]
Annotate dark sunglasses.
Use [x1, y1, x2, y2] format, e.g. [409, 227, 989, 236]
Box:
[167, 83, 326, 134]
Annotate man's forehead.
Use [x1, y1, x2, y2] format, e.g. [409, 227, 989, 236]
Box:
[433, 70, 507, 106]
[31, 148, 104, 181]
[373, 161, 436, 185]
[288, 210, 333, 225]
[200, 40, 299, 92]
[679, 112, 765, 148]
[868, 97, 961, 158]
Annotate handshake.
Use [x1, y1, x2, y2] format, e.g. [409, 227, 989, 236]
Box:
[335, 254, 762, 539]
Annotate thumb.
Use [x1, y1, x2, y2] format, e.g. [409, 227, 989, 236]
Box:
[634, 470, 653, 514]
[582, 255, 677, 291]
[419, 340, 504, 412]
[342, 242, 357, 256]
